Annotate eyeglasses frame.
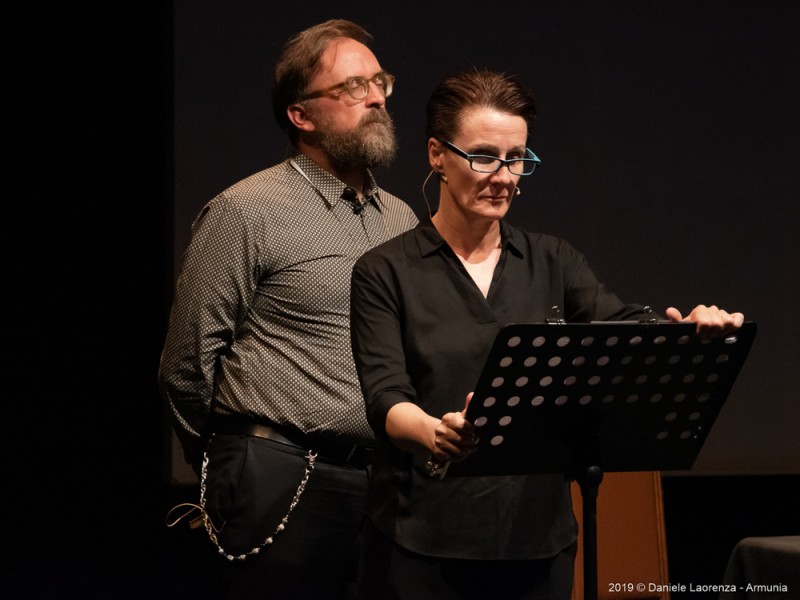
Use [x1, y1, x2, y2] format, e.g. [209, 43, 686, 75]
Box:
[439, 139, 541, 175]
[301, 71, 395, 101]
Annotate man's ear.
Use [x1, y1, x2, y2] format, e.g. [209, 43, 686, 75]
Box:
[287, 103, 315, 132]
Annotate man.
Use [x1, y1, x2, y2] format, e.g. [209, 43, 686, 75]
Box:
[158, 19, 418, 599]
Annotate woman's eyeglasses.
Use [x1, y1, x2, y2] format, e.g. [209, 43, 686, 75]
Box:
[440, 139, 541, 175]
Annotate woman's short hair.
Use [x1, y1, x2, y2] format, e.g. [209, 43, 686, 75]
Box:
[426, 67, 537, 142]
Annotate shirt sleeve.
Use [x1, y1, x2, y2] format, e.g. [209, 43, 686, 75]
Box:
[558, 238, 652, 322]
[350, 248, 417, 438]
[157, 195, 260, 469]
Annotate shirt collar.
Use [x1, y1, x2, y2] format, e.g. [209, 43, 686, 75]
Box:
[416, 217, 524, 258]
[291, 153, 384, 212]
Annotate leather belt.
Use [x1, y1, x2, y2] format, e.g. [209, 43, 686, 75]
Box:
[213, 415, 374, 469]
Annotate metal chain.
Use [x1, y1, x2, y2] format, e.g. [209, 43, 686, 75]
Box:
[197, 434, 318, 561]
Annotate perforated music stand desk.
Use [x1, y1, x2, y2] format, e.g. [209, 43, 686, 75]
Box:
[446, 321, 757, 600]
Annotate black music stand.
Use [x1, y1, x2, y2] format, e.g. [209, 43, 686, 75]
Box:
[446, 321, 757, 600]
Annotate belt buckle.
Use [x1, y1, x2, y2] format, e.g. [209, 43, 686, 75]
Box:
[345, 445, 357, 463]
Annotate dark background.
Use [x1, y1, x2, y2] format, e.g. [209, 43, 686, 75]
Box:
[171, 1, 799, 480]
[12, 2, 797, 599]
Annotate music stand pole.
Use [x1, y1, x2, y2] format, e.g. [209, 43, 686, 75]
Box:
[576, 465, 604, 600]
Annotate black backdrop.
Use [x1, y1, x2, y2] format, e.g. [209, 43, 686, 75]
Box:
[171, 1, 799, 478]
[12, 3, 796, 599]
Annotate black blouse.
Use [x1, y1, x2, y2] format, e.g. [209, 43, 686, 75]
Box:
[350, 218, 649, 560]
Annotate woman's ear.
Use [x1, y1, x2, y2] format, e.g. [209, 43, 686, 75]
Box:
[428, 137, 444, 173]
[287, 103, 315, 132]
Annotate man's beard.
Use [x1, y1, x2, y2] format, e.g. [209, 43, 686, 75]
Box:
[314, 109, 398, 169]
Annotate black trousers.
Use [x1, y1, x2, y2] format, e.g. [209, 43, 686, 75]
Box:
[358, 518, 576, 600]
[203, 433, 369, 600]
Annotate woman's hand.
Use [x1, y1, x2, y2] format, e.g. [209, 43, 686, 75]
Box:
[430, 392, 479, 464]
[666, 305, 744, 339]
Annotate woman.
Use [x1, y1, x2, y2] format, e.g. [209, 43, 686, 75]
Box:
[349, 68, 743, 600]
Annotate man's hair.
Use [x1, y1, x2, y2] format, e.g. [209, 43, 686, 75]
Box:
[425, 67, 537, 143]
[272, 19, 373, 142]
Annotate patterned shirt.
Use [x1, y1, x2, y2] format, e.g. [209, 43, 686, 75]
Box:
[158, 154, 418, 467]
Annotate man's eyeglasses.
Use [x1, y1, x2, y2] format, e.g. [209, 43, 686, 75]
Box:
[440, 140, 541, 176]
[302, 72, 395, 101]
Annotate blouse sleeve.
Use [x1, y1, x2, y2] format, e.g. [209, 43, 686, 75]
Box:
[558, 238, 651, 322]
[349, 248, 417, 438]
